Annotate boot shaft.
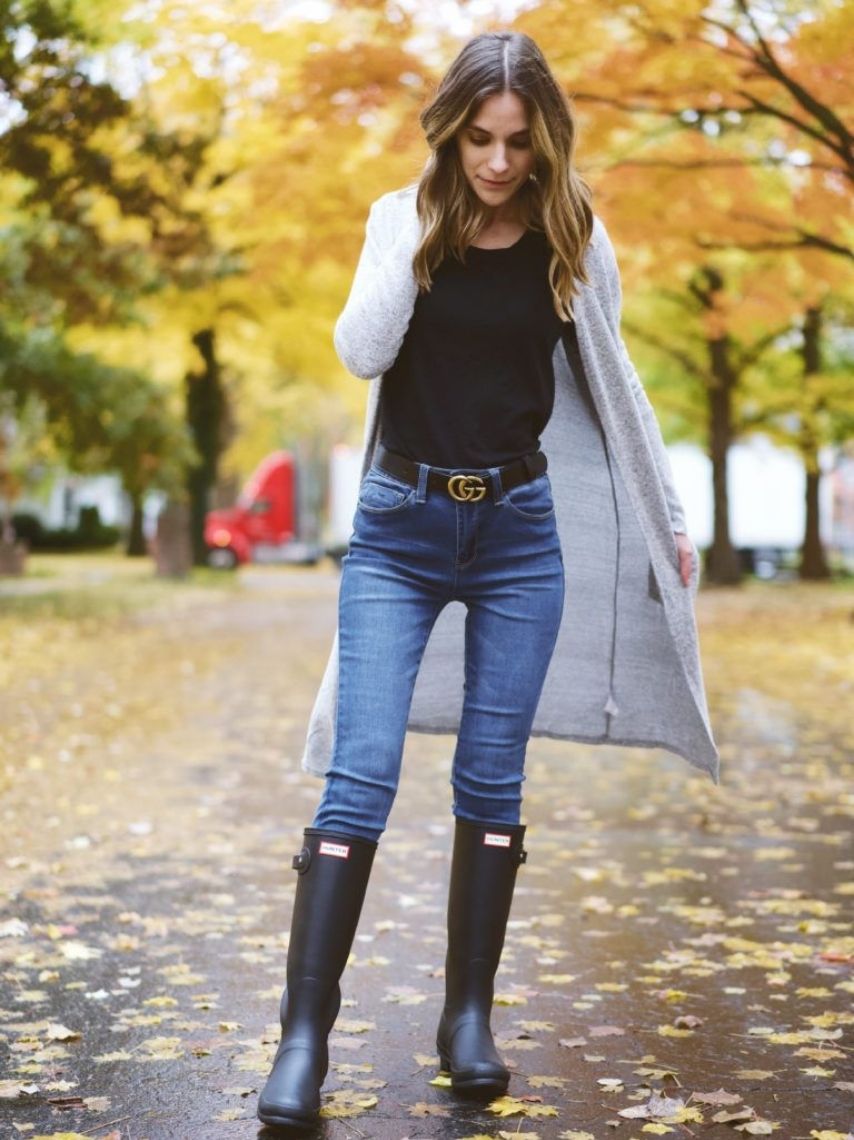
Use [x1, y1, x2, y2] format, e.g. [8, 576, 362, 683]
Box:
[287, 828, 377, 986]
[444, 820, 527, 999]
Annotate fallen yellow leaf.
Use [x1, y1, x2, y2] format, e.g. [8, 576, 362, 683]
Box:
[319, 1091, 378, 1119]
[487, 1096, 559, 1118]
[334, 1018, 376, 1034]
[0, 1081, 39, 1099]
[408, 1102, 451, 1117]
[31, 1134, 94, 1140]
[44, 1024, 80, 1042]
[528, 1074, 567, 1088]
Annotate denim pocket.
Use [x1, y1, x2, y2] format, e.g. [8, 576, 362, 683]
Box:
[502, 472, 555, 520]
[357, 467, 417, 514]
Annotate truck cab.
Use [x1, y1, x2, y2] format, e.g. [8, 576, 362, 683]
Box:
[204, 451, 320, 568]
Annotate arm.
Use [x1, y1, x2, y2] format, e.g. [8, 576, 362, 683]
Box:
[594, 218, 689, 534]
[333, 193, 422, 379]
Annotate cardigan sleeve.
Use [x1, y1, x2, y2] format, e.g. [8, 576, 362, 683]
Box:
[333, 193, 421, 380]
[594, 218, 689, 534]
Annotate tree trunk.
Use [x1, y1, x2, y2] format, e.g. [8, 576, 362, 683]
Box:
[184, 328, 227, 567]
[0, 538, 26, 575]
[694, 268, 742, 585]
[801, 467, 828, 578]
[126, 494, 147, 557]
[153, 500, 192, 578]
[798, 305, 830, 580]
[702, 355, 743, 588]
[705, 347, 742, 583]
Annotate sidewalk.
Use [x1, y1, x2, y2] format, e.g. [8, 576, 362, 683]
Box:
[0, 565, 851, 1139]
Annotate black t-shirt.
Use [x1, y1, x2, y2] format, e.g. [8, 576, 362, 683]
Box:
[380, 227, 567, 468]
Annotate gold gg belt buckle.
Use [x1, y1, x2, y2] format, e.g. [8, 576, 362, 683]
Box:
[447, 473, 487, 502]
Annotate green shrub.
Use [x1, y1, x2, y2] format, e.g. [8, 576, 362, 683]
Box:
[11, 508, 120, 551]
[9, 513, 44, 545]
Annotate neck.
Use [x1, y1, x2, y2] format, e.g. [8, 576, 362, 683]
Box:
[482, 198, 522, 226]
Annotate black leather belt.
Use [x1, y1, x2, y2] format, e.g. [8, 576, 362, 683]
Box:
[374, 444, 547, 503]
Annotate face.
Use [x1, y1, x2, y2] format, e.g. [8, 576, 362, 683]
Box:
[457, 90, 535, 209]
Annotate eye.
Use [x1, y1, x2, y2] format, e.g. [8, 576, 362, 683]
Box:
[510, 138, 531, 149]
[467, 131, 489, 146]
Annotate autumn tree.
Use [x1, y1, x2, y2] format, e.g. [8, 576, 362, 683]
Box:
[736, 295, 854, 579]
[0, 0, 231, 558]
[0, 321, 194, 530]
[518, 0, 853, 582]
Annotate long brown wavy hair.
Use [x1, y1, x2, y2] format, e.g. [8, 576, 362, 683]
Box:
[412, 31, 594, 322]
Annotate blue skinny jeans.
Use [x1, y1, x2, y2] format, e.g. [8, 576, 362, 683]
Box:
[311, 455, 565, 843]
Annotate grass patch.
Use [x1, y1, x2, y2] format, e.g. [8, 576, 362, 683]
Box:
[0, 552, 239, 624]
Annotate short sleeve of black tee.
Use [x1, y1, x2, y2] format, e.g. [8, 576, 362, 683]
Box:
[379, 228, 567, 469]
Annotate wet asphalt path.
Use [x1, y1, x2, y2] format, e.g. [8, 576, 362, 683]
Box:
[0, 566, 851, 1139]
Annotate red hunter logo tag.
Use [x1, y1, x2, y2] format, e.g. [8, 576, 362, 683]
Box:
[484, 833, 512, 849]
[318, 841, 350, 859]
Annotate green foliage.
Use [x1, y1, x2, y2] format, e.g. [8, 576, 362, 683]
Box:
[0, 319, 194, 497]
[0, 0, 216, 516]
[0, 0, 208, 324]
[7, 511, 44, 545]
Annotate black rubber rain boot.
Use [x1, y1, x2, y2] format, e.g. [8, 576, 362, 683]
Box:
[436, 818, 527, 1096]
[257, 828, 377, 1129]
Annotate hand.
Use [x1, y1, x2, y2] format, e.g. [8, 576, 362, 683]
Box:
[674, 532, 694, 588]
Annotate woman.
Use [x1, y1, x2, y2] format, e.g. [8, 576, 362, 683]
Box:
[258, 29, 719, 1130]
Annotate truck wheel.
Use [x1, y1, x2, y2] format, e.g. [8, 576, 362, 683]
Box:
[206, 547, 238, 570]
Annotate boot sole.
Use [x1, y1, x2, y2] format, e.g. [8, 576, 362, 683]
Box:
[449, 1074, 509, 1096]
[257, 1104, 317, 1130]
[446, 1080, 506, 1098]
[438, 1053, 509, 1098]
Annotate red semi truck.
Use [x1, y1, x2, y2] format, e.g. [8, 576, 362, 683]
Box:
[204, 450, 323, 568]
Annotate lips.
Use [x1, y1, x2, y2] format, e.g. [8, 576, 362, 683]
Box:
[479, 177, 512, 188]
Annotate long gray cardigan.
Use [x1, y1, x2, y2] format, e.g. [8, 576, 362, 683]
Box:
[302, 184, 721, 785]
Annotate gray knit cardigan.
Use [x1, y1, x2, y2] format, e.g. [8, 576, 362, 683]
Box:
[301, 184, 721, 785]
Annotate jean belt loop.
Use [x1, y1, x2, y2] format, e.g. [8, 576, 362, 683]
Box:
[416, 461, 429, 503]
[489, 463, 505, 505]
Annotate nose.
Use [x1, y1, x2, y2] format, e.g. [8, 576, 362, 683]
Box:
[487, 145, 509, 175]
